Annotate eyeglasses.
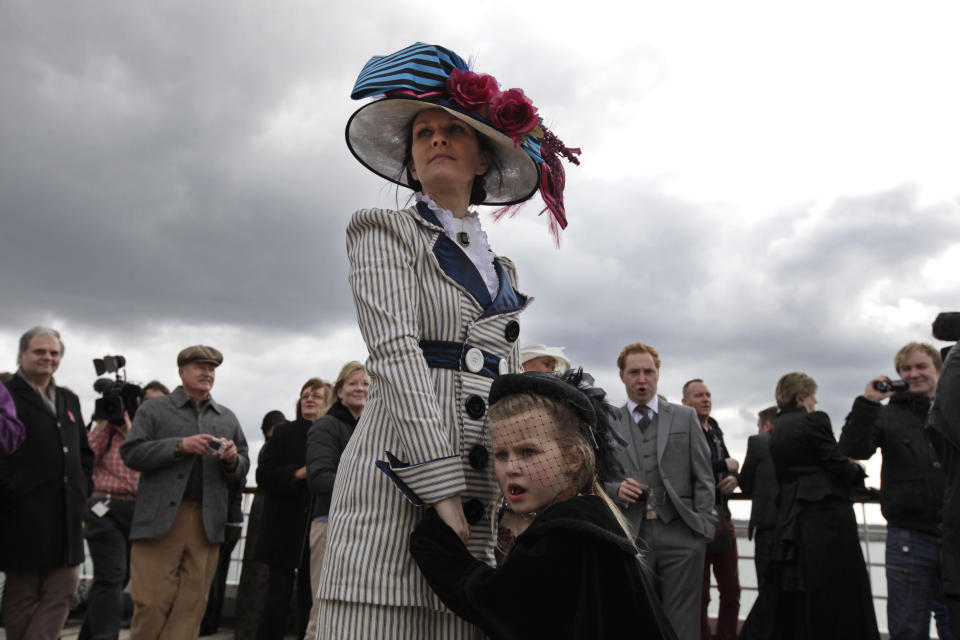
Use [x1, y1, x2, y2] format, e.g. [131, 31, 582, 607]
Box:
[300, 393, 326, 401]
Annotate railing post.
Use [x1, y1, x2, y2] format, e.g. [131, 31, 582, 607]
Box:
[861, 500, 871, 568]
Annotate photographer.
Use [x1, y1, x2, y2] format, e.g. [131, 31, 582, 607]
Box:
[121, 345, 248, 640]
[839, 342, 952, 639]
[78, 381, 168, 640]
[930, 314, 960, 637]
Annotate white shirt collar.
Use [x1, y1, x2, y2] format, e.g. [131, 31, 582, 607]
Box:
[626, 394, 659, 418]
[416, 192, 499, 299]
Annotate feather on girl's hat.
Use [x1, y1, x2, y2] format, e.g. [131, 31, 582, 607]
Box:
[346, 43, 581, 238]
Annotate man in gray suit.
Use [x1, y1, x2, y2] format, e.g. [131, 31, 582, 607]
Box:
[604, 342, 717, 640]
[121, 345, 249, 639]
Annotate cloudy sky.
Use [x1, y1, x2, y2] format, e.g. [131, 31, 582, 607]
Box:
[2, 1, 958, 504]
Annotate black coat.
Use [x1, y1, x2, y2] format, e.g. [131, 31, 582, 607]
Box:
[0, 376, 93, 570]
[839, 393, 945, 534]
[305, 401, 358, 519]
[929, 344, 960, 596]
[410, 494, 677, 640]
[739, 432, 779, 538]
[254, 417, 311, 569]
[740, 407, 879, 640]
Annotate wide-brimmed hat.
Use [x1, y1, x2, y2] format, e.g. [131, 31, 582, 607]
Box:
[346, 43, 580, 235]
[520, 344, 572, 373]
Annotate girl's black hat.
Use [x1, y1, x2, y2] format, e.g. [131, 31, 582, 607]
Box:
[489, 369, 626, 483]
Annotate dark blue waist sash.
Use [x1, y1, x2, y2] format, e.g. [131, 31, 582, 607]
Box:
[419, 340, 504, 380]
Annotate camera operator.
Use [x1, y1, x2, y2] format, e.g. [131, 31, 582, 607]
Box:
[929, 314, 960, 638]
[121, 345, 249, 639]
[78, 381, 169, 640]
[839, 342, 952, 639]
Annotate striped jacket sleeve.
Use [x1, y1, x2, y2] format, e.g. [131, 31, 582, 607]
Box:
[346, 208, 466, 504]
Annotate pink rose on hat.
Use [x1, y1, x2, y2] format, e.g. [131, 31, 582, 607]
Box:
[489, 88, 540, 145]
[446, 69, 500, 111]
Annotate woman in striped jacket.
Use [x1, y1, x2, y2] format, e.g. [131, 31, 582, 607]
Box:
[317, 43, 580, 639]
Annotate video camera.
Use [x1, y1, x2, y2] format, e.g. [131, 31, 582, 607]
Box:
[933, 312, 960, 359]
[92, 355, 143, 425]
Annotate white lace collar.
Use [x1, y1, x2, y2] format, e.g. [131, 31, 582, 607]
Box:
[417, 193, 500, 299]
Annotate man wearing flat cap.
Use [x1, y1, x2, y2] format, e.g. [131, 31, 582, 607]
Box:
[121, 345, 249, 639]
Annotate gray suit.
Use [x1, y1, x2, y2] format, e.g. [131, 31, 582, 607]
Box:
[605, 399, 716, 640]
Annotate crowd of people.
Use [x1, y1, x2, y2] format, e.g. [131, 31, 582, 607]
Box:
[2, 40, 959, 640]
[1, 325, 957, 640]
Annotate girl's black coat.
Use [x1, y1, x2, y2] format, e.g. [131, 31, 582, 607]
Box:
[410, 494, 676, 640]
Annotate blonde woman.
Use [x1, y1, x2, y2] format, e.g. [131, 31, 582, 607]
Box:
[304, 362, 369, 639]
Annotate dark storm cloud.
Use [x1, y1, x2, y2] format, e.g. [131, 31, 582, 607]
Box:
[503, 180, 958, 444]
[2, 0, 958, 463]
[0, 1, 399, 335]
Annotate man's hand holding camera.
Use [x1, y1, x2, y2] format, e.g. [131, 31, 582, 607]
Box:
[864, 376, 897, 403]
[178, 434, 238, 467]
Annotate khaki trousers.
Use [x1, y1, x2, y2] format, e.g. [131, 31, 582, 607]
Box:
[1, 564, 79, 640]
[304, 520, 329, 640]
[129, 501, 220, 640]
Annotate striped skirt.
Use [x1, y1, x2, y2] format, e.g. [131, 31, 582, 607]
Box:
[316, 600, 485, 639]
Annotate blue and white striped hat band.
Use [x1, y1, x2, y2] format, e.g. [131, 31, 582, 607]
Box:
[345, 43, 580, 232]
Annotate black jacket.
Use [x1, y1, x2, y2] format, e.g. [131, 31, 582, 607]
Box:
[739, 432, 778, 538]
[305, 401, 358, 519]
[410, 494, 677, 640]
[929, 345, 960, 596]
[254, 417, 311, 569]
[0, 376, 93, 570]
[839, 393, 945, 534]
[701, 416, 736, 518]
[741, 407, 879, 640]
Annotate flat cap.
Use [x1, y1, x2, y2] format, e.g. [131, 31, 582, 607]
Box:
[177, 345, 223, 367]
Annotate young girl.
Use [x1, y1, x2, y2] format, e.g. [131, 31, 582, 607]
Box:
[410, 371, 676, 640]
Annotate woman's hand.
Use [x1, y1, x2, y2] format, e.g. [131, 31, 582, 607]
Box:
[432, 495, 470, 543]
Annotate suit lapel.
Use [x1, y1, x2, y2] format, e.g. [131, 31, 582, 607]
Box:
[8, 375, 54, 417]
[657, 401, 671, 462]
[619, 404, 643, 470]
[416, 201, 527, 316]
[417, 202, 491, 308]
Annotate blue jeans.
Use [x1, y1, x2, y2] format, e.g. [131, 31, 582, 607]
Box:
[886, 526, 954, 640]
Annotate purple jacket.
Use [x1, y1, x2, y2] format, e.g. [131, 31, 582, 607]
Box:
[0, 382, 25, 456]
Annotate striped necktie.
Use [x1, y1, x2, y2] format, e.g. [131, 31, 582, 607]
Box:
[635, 405, 653, 432]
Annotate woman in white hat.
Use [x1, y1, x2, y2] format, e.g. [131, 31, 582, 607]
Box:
[316, 43, 580, 639]
[520, 344, 573, 374]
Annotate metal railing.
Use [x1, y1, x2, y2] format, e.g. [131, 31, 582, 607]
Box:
[77, 490, 897, 633]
